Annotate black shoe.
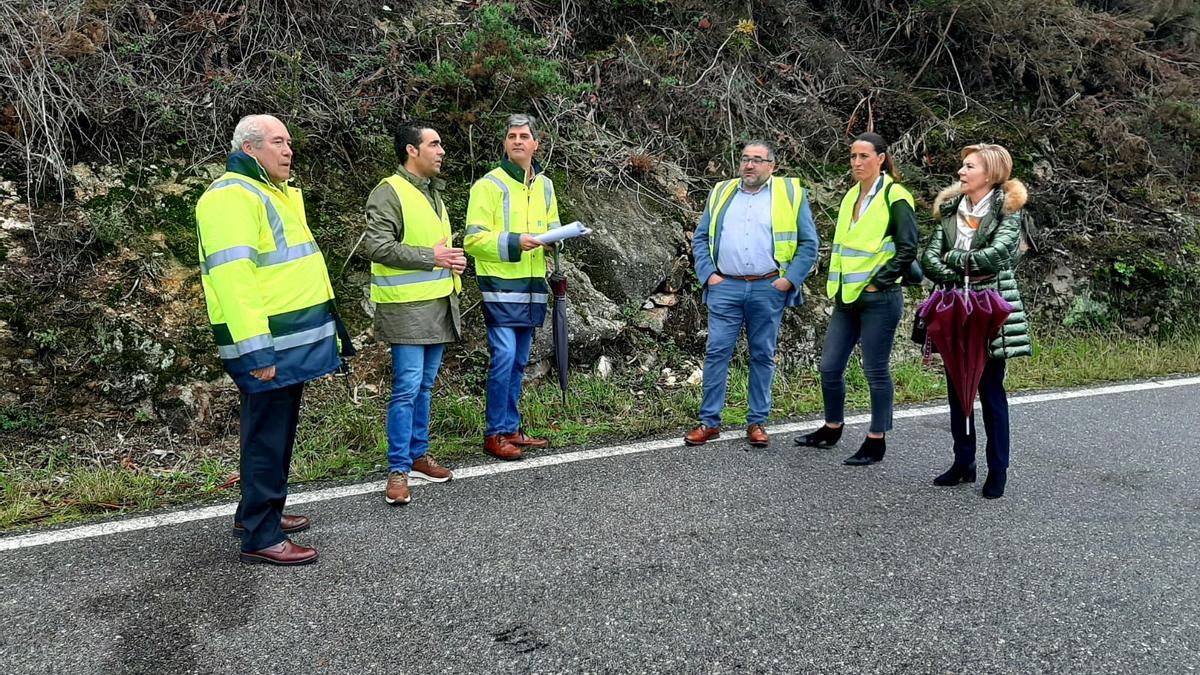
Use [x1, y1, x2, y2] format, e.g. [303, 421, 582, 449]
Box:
[982, 469, 1007, 499]
[933, 462, 977, 486]
[794, 424, 843, 448]
[843, 436, 886, 465]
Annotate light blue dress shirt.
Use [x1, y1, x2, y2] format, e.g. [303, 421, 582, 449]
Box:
[716, 182, 776, 276]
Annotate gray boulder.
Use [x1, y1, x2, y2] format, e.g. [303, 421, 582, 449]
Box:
[563, 185, 683, 307]
[529, 257, 625, 362]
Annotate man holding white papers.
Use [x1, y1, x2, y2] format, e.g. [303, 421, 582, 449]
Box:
[464, 114, 560, 461]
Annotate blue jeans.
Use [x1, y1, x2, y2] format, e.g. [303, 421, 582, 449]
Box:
[387, 344, 445, 473]
[699, 278, 788, 427]
[947, 358, 1010, 470]
[485, 326, 534, 436]
[819, 288, 903, 433]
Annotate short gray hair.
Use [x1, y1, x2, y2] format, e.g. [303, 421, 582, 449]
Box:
[506, 113, 538, 138]
[742, 139, 776, 161]
[230, 115, 269, 151]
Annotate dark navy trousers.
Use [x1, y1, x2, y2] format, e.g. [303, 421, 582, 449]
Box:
[946, 358, 1010, 470]
[235, 382, 304, 552]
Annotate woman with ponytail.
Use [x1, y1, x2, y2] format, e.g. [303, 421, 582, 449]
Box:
[794, 133, 920, 466]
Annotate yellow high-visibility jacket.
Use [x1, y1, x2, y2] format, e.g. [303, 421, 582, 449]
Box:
[464, 160, 560, 327]
[195, 151, 341, 392]
[369, 174, 461, 304]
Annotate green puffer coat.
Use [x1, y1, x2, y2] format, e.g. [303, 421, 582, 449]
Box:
[920, 179, 1032, 360]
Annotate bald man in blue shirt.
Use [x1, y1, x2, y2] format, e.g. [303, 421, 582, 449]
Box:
[686, 140, 820, 448]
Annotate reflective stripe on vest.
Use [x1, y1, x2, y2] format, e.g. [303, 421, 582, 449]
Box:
[481, 291, 549, 304]
[215, 321, 335, 360]
[372, 268, 451, 287]
[706, 176, 803, 274]
[833, 241, 897, 257]
[470, 167, 553, 282]
[826, 176, 913, 302]
[370, 175, 459, 304]
[483, 174, 518, 262]
[197, 171, 340, 384]
[216, 332, 273, 360]
[544, 178, 560, 228]
[200, 179, 319, 274]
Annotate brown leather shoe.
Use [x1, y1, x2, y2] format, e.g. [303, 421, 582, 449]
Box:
[746, 423, 769, 448]
[684, 424, 721, 446]
[385, 471, 411, 505]
[484, 434, 524, 461]
[411, 454, 453, 482]
[239, 539, 319, 566]
[505, 428, 549, 449]
[232, 514, 310, 536]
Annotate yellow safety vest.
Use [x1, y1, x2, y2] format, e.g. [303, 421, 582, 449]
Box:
[195, 168, 340, 389]
[706, 177, 804, 274]
[826, 175, 914, 303]
[370, 175, 461, 304]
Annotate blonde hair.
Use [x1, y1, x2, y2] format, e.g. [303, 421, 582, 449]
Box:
[960, 143, 1012, 185]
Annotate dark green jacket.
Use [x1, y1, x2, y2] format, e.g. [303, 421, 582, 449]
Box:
[921, 179, 1032, 360]
[363, 166, 462, 345]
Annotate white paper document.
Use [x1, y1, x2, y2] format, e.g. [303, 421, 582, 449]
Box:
[534, 221, 593, 245]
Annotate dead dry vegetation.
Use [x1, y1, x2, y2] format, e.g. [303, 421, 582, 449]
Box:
[0, 0, 1198, 524]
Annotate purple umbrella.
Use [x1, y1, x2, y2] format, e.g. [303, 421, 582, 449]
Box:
[918, 276, 1013, 426]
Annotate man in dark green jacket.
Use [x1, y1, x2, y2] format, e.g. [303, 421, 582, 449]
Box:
[363, 121, 463, 506]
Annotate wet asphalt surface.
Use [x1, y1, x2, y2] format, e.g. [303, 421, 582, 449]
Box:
[1, 381, 1198, 674]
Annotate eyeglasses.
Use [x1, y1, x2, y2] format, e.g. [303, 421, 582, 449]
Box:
[741, 156, 773, 165]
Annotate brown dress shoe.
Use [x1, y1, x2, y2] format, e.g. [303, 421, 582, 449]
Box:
[232, 514, 311, 535]
[484, 434, 524, 461]
[505, 428, 549, 449]
[411, 454, 453, 483]
[684, 424, 721, 446]
[385, 471, 411, 505]
[746, 423, 769, 447]
[239, 539, 319, 566]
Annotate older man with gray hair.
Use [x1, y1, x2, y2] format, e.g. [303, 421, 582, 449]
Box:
[195, 114, 352, 565]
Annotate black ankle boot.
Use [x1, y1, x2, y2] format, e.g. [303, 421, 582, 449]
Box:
[982, 469, 1007, 499]
[933, 462, 977, 486]
[843, 436, 885, 465]
[794, 424, 843, 448]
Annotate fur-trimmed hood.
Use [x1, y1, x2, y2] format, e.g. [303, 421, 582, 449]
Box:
[933, 178, 1028, 218]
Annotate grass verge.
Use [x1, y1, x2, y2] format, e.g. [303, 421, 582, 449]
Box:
[3, 331, 1199, 531]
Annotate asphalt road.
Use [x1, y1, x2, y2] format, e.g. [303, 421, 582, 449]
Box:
[1, 379, 1198, 674]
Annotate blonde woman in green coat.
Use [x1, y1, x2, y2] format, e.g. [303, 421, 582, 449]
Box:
[920, 143, 1031, 499]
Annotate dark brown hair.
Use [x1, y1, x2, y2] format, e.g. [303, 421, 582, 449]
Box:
[853, 132, 901, 181]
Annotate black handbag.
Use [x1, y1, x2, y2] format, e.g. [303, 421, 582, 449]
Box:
[910, 310, 927, 346]
[901, 259, 924, 286]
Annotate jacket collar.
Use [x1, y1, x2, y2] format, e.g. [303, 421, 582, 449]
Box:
[226, 150, 281, 189]
[396, 165, 446, 193]
[499, 158, 544, 185]
[934, 178, 1028, 219]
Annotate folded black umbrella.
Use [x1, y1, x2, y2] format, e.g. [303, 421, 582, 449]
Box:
[550, 248, 569, 404]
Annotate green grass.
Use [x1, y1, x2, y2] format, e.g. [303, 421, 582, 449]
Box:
[3, 331, 1200, 531]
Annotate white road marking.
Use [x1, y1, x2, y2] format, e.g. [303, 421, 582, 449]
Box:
[3, 376, 1198, 552]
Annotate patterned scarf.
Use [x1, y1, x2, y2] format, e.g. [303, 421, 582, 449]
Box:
[954, 189, 995, 251]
